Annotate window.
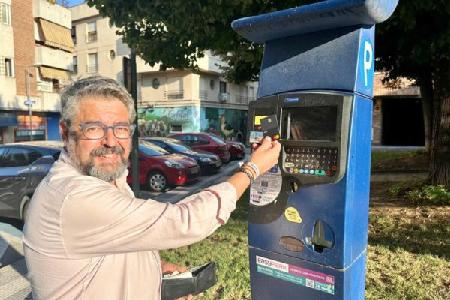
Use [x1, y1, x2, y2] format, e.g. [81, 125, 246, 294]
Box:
[0, 148, 42, 167]
[0, 57, 14, 77]
[86, 21, 97, 42]
[87, 53, 98, 73]
[152, 78, 160, 89]
[109, 50, 116, 60]
[194, 135, 209, 145]
[170, 124, 183, 132]
[0, 3, 11, 26]
[71, 26, 77, 44]
[219, 81, 229, 102]
[249, 86, 255, 101]
[52, 79, 60, 93]
[72, 56, 77, 74]
[219, 81, 227, 93]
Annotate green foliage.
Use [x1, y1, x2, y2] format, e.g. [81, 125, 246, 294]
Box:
[406, 185, 450, 205]
[376, 0, 450, 82]
[87, 0, 316, 83]
[387, 181, 450, 205]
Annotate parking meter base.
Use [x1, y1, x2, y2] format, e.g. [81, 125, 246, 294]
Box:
[249, 247, 367, 300]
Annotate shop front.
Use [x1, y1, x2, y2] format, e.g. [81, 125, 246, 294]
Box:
[0, 111, 60, 143]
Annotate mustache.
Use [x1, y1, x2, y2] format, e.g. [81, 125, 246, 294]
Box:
[90, 146, 124, 157]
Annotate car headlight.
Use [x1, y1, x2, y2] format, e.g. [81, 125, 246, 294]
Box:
[164, 160, 183, 169]
[199, 157, 213, 162]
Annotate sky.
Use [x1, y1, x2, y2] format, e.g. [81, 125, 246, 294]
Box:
[60, 0, 86, 7]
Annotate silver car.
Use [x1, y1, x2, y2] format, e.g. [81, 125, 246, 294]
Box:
[0, 141, 62, 221]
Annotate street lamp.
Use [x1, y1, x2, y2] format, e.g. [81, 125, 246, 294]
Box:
[24, 67, 35, 141]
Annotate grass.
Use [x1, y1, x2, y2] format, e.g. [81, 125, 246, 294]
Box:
[161, 187, 450, 300]
[371, 150, 428, 172]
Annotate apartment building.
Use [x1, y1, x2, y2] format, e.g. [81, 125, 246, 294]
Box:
[70, 3, 256, 141]
[0, 0, 73, 143]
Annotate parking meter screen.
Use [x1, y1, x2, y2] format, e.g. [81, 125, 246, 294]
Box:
[287, 106, 337, 141]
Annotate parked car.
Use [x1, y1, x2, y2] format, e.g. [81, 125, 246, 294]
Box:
[210, 134, 246, 160]
[127, 141, 200, 192]
[0, 141, 62, 220]
[168, 132, 231, 163]
[142, 137, 222, 174]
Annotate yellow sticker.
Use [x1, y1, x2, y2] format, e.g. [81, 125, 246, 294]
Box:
[284, 207, 302, 224]
[254, 115, 268, 126]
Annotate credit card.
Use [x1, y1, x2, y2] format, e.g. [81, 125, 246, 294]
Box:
[260, 115, 280, 140]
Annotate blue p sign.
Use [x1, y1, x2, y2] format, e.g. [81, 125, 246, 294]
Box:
[364, 41, 373, 87]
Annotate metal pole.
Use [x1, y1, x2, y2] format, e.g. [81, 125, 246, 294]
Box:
[25, 68, 33, 141]
[130, 49, 140, 194]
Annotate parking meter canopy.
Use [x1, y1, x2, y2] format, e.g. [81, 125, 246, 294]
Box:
[232, 0, 399, 44]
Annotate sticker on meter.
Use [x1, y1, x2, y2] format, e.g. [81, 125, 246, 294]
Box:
[250, 165, 282, 206]
[284, 207, 302, 224]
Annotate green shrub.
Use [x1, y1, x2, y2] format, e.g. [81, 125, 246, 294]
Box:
[406, 185, 450, 205]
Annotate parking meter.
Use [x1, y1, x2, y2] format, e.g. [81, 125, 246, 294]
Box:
[233, 1, 398, 299]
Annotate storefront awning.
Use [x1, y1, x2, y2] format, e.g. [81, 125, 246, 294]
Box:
[39, 66, 71, 81]
[39, 19, 74, 52]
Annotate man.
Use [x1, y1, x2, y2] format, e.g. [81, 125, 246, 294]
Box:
[23, 76, 280, 299]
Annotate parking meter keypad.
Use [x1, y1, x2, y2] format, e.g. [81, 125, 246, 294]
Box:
[283, 146, 338, 177]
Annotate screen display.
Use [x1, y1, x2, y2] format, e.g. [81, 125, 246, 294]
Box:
[286, 106, 338, 141]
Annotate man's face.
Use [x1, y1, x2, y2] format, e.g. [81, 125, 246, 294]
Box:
[62, 97, 132, 183]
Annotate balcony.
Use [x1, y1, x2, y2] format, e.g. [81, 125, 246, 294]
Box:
[218, 92, 230, 103]
[86, 65, 98, 73]
[87, 31, 97, 43]
[33, 0, 71, 29]
[164, 89, 184, 100]
[199, 90, 208, 101]
[41, 91, 61, 111]
[236, 95, 255, 104]
[35, 47, 72, 71]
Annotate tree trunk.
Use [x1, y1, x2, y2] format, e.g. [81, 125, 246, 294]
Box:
[419, 80, 434, 151]
[429, 78, 450, 187]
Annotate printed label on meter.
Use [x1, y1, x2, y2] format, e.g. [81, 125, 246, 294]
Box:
[250, 165, 282, 206]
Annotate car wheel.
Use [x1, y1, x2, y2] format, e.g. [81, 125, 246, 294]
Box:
[20, 195, 31, 222]
[147, 171, 167, 192]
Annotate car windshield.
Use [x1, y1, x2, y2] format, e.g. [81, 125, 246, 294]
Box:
[139, 141, 169, 157]
[166, 141, 193, 153]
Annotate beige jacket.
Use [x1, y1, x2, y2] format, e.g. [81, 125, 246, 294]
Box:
[23, 151, 237, 300]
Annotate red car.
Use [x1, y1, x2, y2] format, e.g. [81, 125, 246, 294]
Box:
[169, 132, 231, 163]
[210, 134, 246, 160]
[127, 141, 200, 192]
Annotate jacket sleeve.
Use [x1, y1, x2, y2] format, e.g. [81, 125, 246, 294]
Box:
[61, 179, 237, 258]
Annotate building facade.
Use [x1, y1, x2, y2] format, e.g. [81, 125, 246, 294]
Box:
[372, 72, 423, 146]
[0, 0, 72, 143]
[70, 3, 256, 142]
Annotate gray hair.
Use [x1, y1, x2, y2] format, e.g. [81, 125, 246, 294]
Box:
[60, 76, 136, 126]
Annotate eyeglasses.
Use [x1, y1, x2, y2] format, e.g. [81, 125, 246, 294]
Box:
[78, 122, 136, 140]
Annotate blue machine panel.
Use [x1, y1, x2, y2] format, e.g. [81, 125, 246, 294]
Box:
[248, 94, 372, 269]
[232, 1, 398, 299]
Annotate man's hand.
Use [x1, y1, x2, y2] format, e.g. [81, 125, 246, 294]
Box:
[161, 260, 188, 275]
[161, 260, 193, 300]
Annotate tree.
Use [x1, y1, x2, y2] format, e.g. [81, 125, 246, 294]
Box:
[89, 0, 449, 186]
[87, 0, 316, 83]
[376, 0, 450, 186]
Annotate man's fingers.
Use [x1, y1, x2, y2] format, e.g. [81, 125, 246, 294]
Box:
[258, 136, 273, 150]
